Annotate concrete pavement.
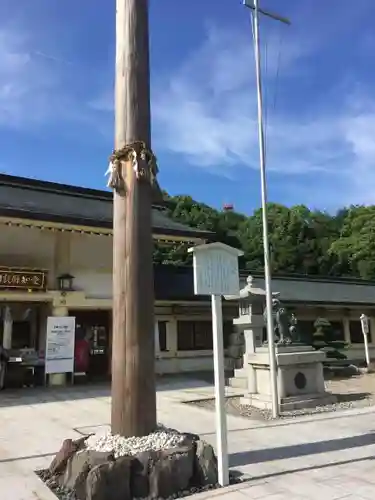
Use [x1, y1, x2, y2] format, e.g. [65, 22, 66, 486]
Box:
[0, 377, 375, 499]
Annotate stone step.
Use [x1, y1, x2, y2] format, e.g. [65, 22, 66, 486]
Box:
[228, 377, 248, 389]
[234, 368, 246, 378]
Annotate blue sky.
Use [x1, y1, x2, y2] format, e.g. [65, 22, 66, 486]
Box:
[0, 0, 374, 215]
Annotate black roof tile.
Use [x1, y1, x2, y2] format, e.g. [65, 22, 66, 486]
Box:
[0, 174, 212, 240]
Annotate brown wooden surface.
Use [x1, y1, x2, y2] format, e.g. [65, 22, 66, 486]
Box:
[111, 0, 157, 437]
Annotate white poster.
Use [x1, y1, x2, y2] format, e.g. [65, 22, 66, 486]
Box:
[45, 316, 76, 374]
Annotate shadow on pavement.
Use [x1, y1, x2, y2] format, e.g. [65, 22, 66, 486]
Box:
[0, 452, 56, 464]
[242, 454, 375, 483]
[0, 384, 111, 407]
[230, 432, 375, 467]
[0, 374, 212, 407]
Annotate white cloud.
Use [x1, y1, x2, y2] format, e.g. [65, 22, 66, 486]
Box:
[151, 24, 375, 207]
[0, 28, 57, 126]
[0, 25, 97, 131]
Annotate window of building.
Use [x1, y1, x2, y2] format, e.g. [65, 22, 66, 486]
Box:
[297, 320, 315, 344]
[177, 320, 233, 351]
[330, 321, 345, 342]
[262, 327, 267, 343]
[223, 321, 232, 348]
[11, 321, 33, 349]
[349, 320, 369, 344]
[177, 321, 210, 350]
[158, 321, 167, 352]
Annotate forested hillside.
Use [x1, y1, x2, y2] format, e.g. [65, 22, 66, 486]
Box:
[153, 193, 375, 280]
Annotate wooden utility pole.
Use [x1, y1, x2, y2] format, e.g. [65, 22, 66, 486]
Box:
[109, 0, 157, 437]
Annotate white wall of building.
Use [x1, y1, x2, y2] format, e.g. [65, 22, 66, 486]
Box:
[0, 225, 222, 374]
[73, 272, 112, 299]
[70, 233, 112, 272]
[0, 225, 55, 270]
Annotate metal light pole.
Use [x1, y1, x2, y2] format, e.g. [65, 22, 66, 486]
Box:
[243, 0, 290, 418]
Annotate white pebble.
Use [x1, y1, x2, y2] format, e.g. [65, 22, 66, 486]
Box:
[85, 426, 185, 459]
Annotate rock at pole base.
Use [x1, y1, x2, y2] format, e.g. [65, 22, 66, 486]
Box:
[35, 427, 240, 500]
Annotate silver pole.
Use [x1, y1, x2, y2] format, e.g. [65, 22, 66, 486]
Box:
[251, 0, 279, 418]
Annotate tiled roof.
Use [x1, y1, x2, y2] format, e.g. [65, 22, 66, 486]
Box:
[156, 267, 375, 306]
[0, 174, 212, 240]
[243, 275, 375, 306]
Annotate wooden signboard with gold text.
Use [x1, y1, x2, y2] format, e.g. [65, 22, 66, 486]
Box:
[0, 269, 47, 291]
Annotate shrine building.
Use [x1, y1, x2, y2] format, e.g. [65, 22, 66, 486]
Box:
[0, 173, 373, 387]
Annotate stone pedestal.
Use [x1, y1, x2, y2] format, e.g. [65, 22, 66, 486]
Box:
[241, 345, 336, 411]
[227, 326, 264, 389]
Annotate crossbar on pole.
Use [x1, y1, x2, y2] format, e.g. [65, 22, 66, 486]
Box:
[243, 0, 291, 25]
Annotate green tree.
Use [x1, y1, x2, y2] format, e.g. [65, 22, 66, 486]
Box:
[154, 193, 365, 279]
[237, 203, 327, 274]
[296, 208, 348, 276]
[155, 195, 246, 265]
[329, 206, 375, 279]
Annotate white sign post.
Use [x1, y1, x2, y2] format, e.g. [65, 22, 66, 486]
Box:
[360, 314, 371, 367]
[188, 242, 244, 487]
[45, 316, 76, 376]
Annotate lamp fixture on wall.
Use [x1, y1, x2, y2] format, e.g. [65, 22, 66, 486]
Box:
[57, 273, 75, 292]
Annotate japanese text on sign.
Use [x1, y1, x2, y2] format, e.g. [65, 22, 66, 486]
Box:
[0, 270, 46, 290]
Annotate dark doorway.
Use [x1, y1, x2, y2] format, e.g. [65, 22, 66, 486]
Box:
[70, 310, 111, 380]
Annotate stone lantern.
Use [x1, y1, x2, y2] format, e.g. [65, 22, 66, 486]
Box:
[233, 275, 279, 347]
[225, 275, 279, 389]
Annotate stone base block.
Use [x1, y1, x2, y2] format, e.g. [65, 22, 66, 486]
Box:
[234, 368, 247, 378]
[228, 367, 247, 389]
[228, 377, 247, 389]
[242, 345, 336, 412]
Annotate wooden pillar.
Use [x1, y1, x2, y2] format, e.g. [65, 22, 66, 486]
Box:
[108, 312, 113, 377]
[2, 306, 13, 349]
[51, 232, 71, 290]
[370, 317, 375, 344]
[343, 317, 351, 345]
[167, 319, 178, 355]
[154, 321, 160, 354]
[111, 0, 157, 437]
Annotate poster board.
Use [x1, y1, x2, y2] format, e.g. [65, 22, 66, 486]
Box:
[45, 316, 76, 374]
